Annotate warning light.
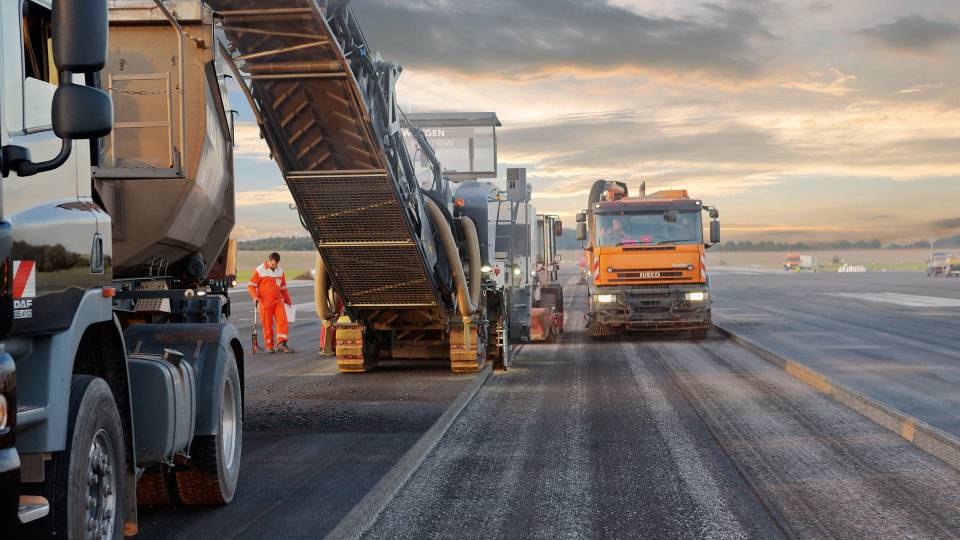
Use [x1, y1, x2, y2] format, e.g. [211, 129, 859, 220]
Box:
[454, 198, 465, 207]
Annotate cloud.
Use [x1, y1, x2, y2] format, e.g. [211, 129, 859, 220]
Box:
[235, 187, 294, 207]
[930, 217, 960, 232]
[351, 0, 776, 79]
[897, 83, 945, 94]
[233, 122, 273, 161]
[859, 15, 960, 54]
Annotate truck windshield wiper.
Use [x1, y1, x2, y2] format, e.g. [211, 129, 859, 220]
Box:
[616, 240, 640, 246]
[658, 239, 696, 245]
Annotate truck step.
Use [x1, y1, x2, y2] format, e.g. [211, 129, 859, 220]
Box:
[18, 495, 49, 524]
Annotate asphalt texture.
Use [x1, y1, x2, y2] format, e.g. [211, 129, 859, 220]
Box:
[359, 273, 960, 539]
[135, 284, 477, 539]
[711, 267, 960, 439]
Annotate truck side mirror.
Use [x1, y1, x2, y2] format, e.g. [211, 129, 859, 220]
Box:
[53, 0, 109, 73]
[576, 222, 587, 241]
[53, 85, 112, 139]
[554, 221, 563, 237]
[3, 0, 112, 177]
[710, 221, 720, 245]
[52, 0, 112, 140]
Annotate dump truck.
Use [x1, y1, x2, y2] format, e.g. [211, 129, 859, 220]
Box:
[4, 1, 245, 536]
[211, 0, 517, 372]
[530, 214, 564, 341]
[577, 181, 720, 338]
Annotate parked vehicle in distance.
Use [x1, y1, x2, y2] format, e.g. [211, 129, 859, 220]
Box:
[784, 253, 818, 272]
[927, 252, 960, 277]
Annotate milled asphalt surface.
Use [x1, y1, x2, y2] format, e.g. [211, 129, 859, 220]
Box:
[360, 274, 960, 539]
[136, 284, 477, 539]
[710, 267, 960, 438]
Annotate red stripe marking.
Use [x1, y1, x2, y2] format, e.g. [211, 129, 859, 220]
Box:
[13, 261, 33, 298]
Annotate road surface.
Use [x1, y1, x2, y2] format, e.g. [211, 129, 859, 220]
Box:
[711, 268, 960, 438]
[136, 284, 477, 539]
[359, 275, 960, 539]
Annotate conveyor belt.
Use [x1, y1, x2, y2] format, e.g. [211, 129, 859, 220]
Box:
[210, 0, 440, 310]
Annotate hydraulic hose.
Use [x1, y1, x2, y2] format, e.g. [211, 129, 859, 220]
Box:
[314, 253, 335, 323]
[423, 197, 477, 319]
[460, 215, 482, 310]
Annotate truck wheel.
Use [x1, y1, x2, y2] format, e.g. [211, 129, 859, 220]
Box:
[176, 350, 242, 505]
[136, 468, 177, 506]
[53, 376, 126, 540]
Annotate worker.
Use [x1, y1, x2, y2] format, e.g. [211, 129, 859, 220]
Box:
[602, 218, 633, 245]
[248, 252, 294, 353]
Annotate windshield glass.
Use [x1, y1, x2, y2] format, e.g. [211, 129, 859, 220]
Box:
[596, 210, 703, 247]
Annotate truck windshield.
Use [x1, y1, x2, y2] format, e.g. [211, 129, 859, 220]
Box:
[596, 211, 703, 247]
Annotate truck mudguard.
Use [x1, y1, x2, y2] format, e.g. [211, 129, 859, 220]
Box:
[14, 289, 114, 452]
[122, 323, 242, 437]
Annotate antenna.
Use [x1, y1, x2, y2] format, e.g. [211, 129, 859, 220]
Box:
[639, 181, 646, 198]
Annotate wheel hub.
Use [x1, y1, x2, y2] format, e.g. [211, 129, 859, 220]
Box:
[85, 429, 117, 540]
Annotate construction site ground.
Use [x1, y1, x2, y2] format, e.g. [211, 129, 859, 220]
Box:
[139, 267, 960, 539]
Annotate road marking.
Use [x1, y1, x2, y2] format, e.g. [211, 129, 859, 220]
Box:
[829, 292, 960, 308]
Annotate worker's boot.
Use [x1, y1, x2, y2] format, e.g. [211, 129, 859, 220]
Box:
[267, 346, 276, 353]
[277, 341, 295, 354]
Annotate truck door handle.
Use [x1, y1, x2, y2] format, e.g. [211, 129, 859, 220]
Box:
[91, 233, 104, 274]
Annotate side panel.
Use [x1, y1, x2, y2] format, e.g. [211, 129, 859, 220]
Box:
[12, 290, 114, 452]
[123, 323, 242, 436]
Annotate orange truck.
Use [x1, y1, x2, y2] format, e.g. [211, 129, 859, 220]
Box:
[576, 181, 719, 338]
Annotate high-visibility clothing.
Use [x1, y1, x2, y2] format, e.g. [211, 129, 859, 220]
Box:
[259, 301, 288, 349]
[249, 261, 292, 348]
[248, 261, 292, 305]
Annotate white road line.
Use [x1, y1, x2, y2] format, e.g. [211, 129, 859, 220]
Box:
[829, 292, 960, 308]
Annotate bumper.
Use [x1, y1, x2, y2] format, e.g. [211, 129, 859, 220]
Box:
[0, 447, 20, 529]
[587, 286, 711, 330]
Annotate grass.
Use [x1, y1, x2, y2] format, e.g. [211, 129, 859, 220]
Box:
[236, 251, 316, 283]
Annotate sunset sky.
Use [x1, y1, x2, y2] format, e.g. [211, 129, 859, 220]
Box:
[230, 0, 960, 244]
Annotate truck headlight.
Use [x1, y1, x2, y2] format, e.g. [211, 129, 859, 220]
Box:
[595, 294, 617, 303]
[0, 394, 7, 430]
[685, 291, 708, 302]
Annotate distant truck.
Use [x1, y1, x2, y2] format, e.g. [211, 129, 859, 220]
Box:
[530, 214, 564, 341]
[784, 253, 818, 272]
[927, 252, 960, 277]
[577, 181, 719, 339]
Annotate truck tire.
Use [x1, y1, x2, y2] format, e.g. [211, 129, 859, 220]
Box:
[176, 349, 242, 505]
[53, 376, 126, 540]
[136, 468, 176, 506]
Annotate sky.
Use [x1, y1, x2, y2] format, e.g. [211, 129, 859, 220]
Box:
[230, 0, 960, 244]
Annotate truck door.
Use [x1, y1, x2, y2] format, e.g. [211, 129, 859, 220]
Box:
[1, 0, 106, 335]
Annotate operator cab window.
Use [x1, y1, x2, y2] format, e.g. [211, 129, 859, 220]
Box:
[22, 0, 57, 129]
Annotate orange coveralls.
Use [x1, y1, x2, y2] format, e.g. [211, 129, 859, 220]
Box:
[248, 261, 292, 349]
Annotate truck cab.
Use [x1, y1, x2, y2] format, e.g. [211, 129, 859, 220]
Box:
[578, 182, 719, 338]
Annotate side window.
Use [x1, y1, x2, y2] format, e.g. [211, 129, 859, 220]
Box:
[22, 0, 57, 129]
[22, 0, 56, 84]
